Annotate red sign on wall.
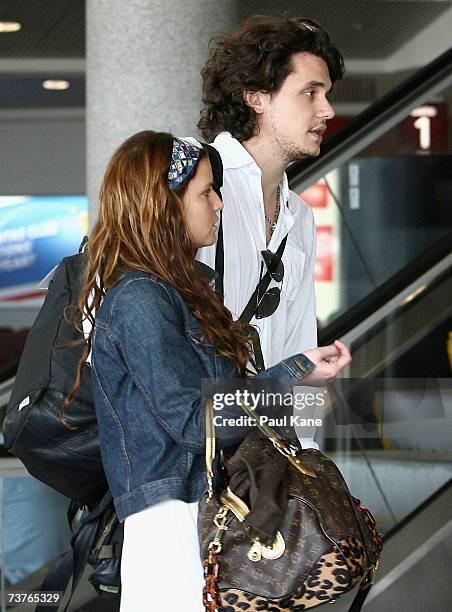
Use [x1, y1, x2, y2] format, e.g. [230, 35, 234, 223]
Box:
[299, 183, 329, 208]
[315, 225, 333, 282]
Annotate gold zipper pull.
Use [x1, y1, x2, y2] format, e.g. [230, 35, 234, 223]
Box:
[247, 540, 262, 562]
[208, 506, 229, 553]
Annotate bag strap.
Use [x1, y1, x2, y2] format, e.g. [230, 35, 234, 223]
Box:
[202, 143, 224, 300]
[214, 212, 224, 300]
[204, 396, 315, 503]
[79, 235, 88, 253]
[349, 576, 374, 611]
[35, 493, 115, 612]
[238, 234, 287, 373]
[216, 229, 288, 326]
[213, 227, 287, 373]
[34, 549, 74, 612]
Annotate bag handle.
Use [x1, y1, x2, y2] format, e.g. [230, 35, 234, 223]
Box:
[204, 395, 316, 501]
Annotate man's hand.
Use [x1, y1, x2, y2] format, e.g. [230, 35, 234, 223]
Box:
[302, 340, 351, 384]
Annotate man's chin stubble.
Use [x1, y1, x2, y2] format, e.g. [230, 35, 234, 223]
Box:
[285, 146, 320, 164]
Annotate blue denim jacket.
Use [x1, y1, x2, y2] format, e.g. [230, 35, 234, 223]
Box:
[92, 267, 315, 521]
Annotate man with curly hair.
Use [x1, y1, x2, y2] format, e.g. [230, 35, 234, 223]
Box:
[196, 16, 345, 378]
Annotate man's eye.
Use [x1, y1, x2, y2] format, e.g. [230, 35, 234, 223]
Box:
[304, 90, 314, 97]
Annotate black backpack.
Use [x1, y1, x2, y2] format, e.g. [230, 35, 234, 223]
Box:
[3, 248, 108, 507]
[3, 242, 124, 609]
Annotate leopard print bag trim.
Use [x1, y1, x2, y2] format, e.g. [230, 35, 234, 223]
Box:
[198, 400, 383, 612]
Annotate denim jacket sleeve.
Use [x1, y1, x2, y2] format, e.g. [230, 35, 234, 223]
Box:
[106, 276, 316, 453]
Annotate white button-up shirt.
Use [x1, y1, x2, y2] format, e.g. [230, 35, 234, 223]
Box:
[195, 132, 318, 368]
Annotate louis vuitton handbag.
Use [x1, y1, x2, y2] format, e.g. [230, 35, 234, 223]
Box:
[198, 398, 382, 611]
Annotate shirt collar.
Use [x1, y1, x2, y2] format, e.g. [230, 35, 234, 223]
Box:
[213, 132, 290, 207]
[280, 173, 290, 208]
[212, 132, 257, 169]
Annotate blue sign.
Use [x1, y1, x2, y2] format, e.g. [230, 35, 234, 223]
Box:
[0, 195, 88, 295]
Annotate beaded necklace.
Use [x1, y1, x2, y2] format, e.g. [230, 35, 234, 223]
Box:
[264, 185, 281, 236]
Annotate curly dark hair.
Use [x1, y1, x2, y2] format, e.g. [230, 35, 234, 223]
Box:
[198, 15, 345, 143]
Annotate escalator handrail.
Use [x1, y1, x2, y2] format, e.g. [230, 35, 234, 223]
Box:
[383, 478, 452, 542]
[287, 46, 452, 191]
[319, 230, 452, 345]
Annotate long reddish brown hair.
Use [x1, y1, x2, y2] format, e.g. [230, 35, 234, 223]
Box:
[63, 130, 251, 419]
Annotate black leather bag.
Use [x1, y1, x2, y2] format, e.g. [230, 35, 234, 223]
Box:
[3, 251, 108, 507]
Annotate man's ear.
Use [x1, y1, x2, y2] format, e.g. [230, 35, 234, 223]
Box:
[243, 90, 266, 114]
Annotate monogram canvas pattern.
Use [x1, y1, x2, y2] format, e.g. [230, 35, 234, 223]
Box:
[220, 538, 364, 610]
[198, 448, 381, 610]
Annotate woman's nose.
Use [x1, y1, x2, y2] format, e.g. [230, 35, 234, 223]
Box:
[213, 191, 223, 212]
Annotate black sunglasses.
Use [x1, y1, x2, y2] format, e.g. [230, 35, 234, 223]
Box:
[255, 250, 285, 319]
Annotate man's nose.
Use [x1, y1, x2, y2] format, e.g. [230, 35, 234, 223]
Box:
[318, 97, 335, 120]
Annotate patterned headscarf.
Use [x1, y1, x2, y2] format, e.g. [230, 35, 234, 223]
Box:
[167, 138, 202, 190]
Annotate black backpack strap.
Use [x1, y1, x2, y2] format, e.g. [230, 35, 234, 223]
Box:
[35, 492, 115, 612]
[202, 143, 224, 300]
[35, 522, 99, 612]
[249, 330, 266, 373]
[78, 235, 88, 253]
[214, 212, 224, 299]
[35, 515, 102, 612]
[238, 234, 287, 373]
[239, 234, 288, 325]
[34, 549, 74, 612]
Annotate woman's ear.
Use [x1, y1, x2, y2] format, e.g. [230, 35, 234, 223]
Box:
[242, 90, 266, 114]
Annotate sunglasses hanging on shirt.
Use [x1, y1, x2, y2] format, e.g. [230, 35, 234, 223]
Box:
[255, 249, 285, 319]
[261, 249, 284, 282]
[237, 234, 288, 325]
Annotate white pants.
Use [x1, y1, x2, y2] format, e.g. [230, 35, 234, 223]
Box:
[120, 499, 205, 612]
